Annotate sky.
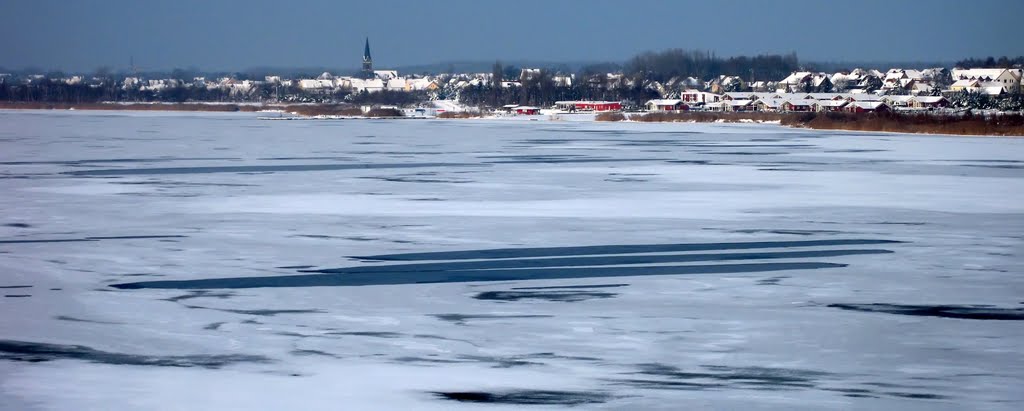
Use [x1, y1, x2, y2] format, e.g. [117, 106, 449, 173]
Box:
[2, 0, 1022, 72]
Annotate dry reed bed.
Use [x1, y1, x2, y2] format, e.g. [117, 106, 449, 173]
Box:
[598, 110, 1024, 136]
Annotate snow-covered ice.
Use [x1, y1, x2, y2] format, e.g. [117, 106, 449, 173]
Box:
[1, 110, 1023, 410]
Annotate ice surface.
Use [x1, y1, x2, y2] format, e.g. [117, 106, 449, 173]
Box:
[1, 109, 1023, 410]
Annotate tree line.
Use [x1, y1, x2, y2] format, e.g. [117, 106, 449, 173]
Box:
[954, 56, 1024, 69]
[623, 49, 799, 83]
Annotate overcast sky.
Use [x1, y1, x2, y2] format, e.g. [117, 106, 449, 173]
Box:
[2, 0, 1022, 72]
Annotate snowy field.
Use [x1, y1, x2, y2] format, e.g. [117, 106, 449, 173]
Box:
[1, 110, 1023, 410]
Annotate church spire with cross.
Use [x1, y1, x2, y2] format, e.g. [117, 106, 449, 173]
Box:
[361, 37, 373, 78]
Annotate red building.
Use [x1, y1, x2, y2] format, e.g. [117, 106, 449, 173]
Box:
[845, 101, 890, 113]
[514, 106, 540, 115]
[555, 101, 622, 112]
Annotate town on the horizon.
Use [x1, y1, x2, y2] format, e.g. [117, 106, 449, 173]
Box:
[1, 39, 1022, 116]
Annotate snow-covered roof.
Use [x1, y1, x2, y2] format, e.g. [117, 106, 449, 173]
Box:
[755, 98, 784, 108]
[785, 99, 813, 106]
[981, 85, 1007, 95]
[849, 101, 887, 109]
[842, 93, 882, 101]
[952, 68, 1014, 81]
[805, 93, 845, 100]
[815, 100, 848, 107]
[386, 78, 408, 89]
[779, 72, 813, 85]
[647, 99, 683, 105]
[951, 79, 979, 88]
[910, 96, 946, 104]
[724, 92, 756, 99]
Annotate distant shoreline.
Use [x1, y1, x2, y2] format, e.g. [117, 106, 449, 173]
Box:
[2, 101, 1021, 137]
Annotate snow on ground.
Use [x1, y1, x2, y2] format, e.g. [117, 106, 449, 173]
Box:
[1, 110, 1023, 410]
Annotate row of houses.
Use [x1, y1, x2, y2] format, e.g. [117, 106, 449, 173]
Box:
[949, 68, 1024, 95]
[289, 66, 1022, 98]
[9, 62, 1020, 104]
[645, 92, 950, 113]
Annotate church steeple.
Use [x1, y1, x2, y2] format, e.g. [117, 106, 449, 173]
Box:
[361, 37, 373, 78]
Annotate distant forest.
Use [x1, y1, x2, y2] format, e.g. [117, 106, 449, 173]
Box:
[954, 56, 1024, 69]
[623, 49, 799, 83]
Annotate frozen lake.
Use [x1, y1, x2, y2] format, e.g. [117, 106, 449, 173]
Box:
[1, 110, 1023, 410]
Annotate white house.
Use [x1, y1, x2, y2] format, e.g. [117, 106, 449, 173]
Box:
[350, 78, 384, 93]
[385, 78, 409, 92]
[951, 68, 1021, 93]
[645, 99, 687, 111]
[723, 99, 754, 112]
[374, 70, 399, 80]
[679, 89, 721, 105]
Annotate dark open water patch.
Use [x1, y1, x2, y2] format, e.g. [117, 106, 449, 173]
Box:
[358, 176, 473, 184]
[701, 151, 789, 156]
[512, 283, 629, 290]
[0, 340, 270, 368]
[433, 390, 612, 405]
[112, 262, 847, 290]
[163, 290, 236, 302]
[962, 164, 1024, 169]
[327, 330, 407, 336]
[55, 315, 120, 325]
[484, 158, 666, 165]
[311, 249, 890, 275]
[613, 363, 829, 391]
[112, 181, 257, 188]
[474, 290, 617, 302]
[324, 331, 405, 338]
[0, 157, 241, 166]
[277, 265, 315, 269]
[182, 305, 324, 316]
[432, 314, 553, 325]
[885, 392, 950, 400]
[828, 303, 1024, 320]
[0, 285, 32, 289]
[0, 235, 185, 245]
[291, 349, 341, 358]
[62, 162, 480, 176]
[4, 294, 30, 298]
[477, 154, 594, 161]
[203, 322, 226, 330]
[256, 156, 355, 161]
[823, 149, 888, 153]
[112, 240, 890, 290]
[350, 239, 900, 261]
[756, 276, 789, 286]
[4, 223, 31, 228]
[665, 160, 717, 165]
[723, 229, 849, 236]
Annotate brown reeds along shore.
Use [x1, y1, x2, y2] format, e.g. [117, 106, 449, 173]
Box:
[597, 111, 1024, 137]
[437, 111, 479, 119]
[3, 101, 1021, 136]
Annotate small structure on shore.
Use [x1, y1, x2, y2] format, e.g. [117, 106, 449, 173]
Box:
[554, 101, 622, 112]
